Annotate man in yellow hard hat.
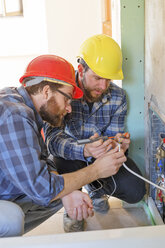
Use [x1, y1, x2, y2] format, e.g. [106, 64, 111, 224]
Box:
[0, 54, 127, 237]
[44, 35, 146, 232]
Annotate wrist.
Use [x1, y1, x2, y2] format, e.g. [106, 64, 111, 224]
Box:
[84, 145, 90, 157]
[88, 162, 99, 181]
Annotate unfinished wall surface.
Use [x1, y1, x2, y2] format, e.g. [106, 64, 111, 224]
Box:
[121, 0, 145, 173]
[145, 0, 165, 175]
[145, 0, 165, 117]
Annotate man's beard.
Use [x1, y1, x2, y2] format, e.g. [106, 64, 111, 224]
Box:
[39, 98, 64, 127]
[82, 74, 109, 102]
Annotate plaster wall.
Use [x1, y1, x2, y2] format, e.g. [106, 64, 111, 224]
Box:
[0, 0, 102, 88]
[45, 0, 102, 68]
[0, 0, 48, 57]
[145, 0, 165, 175]
[0, 0, 48, 88]
[145, 0, 165, 116]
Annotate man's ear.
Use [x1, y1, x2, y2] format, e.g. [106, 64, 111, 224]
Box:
[42, 85, 51, 100]
[78, 64, 84, 78]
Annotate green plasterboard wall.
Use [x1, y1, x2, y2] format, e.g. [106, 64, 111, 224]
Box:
[121, 0, 145, 174]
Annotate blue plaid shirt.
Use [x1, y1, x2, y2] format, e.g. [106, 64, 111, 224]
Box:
[0, 86, 64, 206]
[44, 78, 127, 162]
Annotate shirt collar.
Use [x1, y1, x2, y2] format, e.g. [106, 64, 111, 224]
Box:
[17, 86, 43, 131]
[101, 91, 111, 103]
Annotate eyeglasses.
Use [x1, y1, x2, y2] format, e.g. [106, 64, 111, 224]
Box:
[56, 89, 72, 105]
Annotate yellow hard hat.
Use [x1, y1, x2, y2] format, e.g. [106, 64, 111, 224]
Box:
[77, 34, 123, 80]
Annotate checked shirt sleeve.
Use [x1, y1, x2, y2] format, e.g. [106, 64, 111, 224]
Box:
[44, 123, 86, 161]
[0, 113, 64, 206]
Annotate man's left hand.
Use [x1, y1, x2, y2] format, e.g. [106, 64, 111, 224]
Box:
[61, 190, 94, 221]
[114, 132, 130, 153]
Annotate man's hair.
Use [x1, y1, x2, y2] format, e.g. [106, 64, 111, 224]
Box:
[24, 78, 63, 95]
[77, 58, 89, 72]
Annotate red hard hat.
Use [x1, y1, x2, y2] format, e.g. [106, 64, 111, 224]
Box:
[19, 54, 83, 99]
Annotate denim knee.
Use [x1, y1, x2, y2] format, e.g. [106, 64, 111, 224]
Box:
[0, 200, 25, 237]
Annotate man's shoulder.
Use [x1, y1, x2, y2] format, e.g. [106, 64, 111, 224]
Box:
[0, 87, 34, 119]
[109, 82, 126, 97]
[0, 87, 23, 101]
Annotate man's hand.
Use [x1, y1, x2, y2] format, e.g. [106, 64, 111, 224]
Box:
[61, 190, 94, 221]
[114, 132, 130, 153]
[93, 146, 127, 178]
[54, 147, 126, 201]
[84, 133, 113, 158]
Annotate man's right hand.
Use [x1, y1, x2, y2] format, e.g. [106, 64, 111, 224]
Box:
[93, 146, 127, 178]
[53, 146, 126, 201]
[84, 133, 113, 158]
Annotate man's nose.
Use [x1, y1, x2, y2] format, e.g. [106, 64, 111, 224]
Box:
[66, 104, 72, 113]
[99, 79, 108, 90]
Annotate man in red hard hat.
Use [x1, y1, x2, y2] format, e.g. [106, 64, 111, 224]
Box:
[0, 54, 126, 237]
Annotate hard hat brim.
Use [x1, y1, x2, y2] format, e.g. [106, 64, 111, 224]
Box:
[19, 75, 83, 99]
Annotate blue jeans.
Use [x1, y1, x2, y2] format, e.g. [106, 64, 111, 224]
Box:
[0, 200, 24, 237]
[0, 197, 63, 237]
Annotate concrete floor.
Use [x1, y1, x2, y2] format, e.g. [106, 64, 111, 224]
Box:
[24, 197, 153, 237]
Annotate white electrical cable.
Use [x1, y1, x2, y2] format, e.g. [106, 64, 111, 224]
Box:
[89, 179, 103, 193]
[87, 143, 165, 196]
[123, 162, 165, 192]
[118, 144, 165, 192]
[110, 175, 117, 196]
[87, 177, 117, 196]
